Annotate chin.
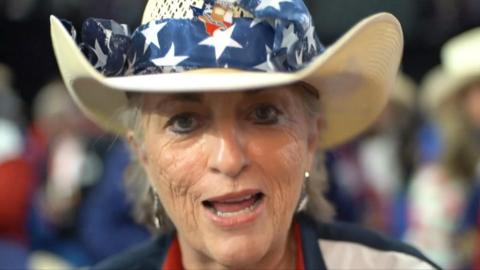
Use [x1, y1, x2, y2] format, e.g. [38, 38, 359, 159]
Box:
[209, 233, 272, 267]
[194, 199, 292, 268]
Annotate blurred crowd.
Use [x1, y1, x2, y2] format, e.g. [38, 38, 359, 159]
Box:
[0, 65, 150, 269]
[0, 1, 480, 270]
[324, 28, 480, 269]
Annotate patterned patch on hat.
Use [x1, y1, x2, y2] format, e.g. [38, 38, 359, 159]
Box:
[193, 1, 254, 36]
[147, 0, 197, 20]
[145, 0, 252, 21]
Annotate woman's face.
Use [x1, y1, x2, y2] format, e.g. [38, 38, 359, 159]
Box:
[135, 86, 320, 268]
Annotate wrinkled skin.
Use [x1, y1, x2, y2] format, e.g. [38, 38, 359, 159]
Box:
[129, 86, 321, 269]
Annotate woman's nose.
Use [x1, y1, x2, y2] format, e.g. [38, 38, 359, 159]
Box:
[208, 127, 250, 178]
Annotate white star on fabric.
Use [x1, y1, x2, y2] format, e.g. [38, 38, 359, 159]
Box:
[151, 43, 189, 66]
[305, 25, 317, 52]
[93, 39, 108, 69]
[255, 0, 292, 11]
[281, 24, 298, 49]
[199, 24, 243, 60]
[254, 45, 275, 71]
[142, 21, 167, 53]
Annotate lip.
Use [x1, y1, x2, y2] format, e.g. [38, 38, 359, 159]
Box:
[203, 189, 266, 228]
[204, 189, 262, 202]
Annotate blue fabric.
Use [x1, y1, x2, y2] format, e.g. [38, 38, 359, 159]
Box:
[417, 121, 442, 163]
[459, 182, 480, 233]
[391, 191, 408, 239]
[79, 140, 150, 263]
[324, 151, 362, 223]
[0, 240, 28, 269]
[27, 198, 92, 266]
[61, 0, 324, 76]
[297, 214, 327, 269]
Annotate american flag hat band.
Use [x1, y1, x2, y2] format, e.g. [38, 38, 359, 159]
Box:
[61, 0, 323, 77]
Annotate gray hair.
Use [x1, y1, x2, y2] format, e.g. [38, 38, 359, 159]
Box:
[122, 84, 335, 234]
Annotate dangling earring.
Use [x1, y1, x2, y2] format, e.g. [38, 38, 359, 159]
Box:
[150, 187, 161, 229]
[153, 195, 161, 229]
[297, 171, 310, 212]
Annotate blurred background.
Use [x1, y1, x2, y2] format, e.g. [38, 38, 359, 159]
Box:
[0, 0, 479, 269]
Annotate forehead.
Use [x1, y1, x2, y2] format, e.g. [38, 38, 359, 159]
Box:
[140, 85, 300, 108]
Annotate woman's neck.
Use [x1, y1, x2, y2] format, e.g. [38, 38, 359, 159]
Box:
[178, 228, 297, 270]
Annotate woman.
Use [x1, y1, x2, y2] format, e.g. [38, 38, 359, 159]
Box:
[50, 0, 439, 269]
[407, 27, 480, 269]
[330, 72, 418, 235]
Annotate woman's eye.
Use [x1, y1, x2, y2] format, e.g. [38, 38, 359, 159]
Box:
[166, 113, 201, 134]
[249, 104, 280, 124]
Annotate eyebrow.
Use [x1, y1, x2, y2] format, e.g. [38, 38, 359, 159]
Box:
[155, 93, 204, 109]
[152, 89, 274, 111]
[245, 89, 264, 96]
[170, 93, 203, 102]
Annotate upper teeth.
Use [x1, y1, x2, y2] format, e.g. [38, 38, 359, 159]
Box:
[221, 194, 254, 203]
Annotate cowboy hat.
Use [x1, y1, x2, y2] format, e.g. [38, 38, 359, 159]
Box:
[50, 0, 403, 149]
[421, 27, 480, 115]
[391, 72, 416, 111]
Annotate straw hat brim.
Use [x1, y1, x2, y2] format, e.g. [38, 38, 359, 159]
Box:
[50, 12, 403, 149]
[421, 27, 480, 116]
[420, 67, 480, 115]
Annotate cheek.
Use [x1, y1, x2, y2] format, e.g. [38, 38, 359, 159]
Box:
[249, 131, 306, 179]
[465, 94, 480, 124]
[143, 135, 208, 229]
[246, 126, 309, 220]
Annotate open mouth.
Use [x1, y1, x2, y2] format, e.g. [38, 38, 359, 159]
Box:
[202, 192, 265, 218]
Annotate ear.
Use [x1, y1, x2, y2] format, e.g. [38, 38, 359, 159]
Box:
[127, 130, 149, 166]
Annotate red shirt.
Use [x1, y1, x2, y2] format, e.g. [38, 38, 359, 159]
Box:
[0, 158, 34, 244]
